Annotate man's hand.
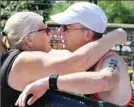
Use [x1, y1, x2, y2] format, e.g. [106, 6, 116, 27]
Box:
[15, 78, 49, 107]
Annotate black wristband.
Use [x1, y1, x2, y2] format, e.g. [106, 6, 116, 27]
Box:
[49, 74, 59, 90]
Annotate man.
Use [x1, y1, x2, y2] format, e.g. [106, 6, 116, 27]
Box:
[15, 2, 134, 107]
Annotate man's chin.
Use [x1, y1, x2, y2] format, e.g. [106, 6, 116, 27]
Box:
[64, 46, 73, 52]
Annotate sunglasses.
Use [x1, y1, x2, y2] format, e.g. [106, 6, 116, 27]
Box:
[28, 28, 50, 35]
[62, 25, 89, 32]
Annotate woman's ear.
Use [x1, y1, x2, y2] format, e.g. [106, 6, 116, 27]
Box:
[85, 30, 94, 42]
[23, 35, 33, 49]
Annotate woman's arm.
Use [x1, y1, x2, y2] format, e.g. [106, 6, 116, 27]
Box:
[11, 28, 126, 90]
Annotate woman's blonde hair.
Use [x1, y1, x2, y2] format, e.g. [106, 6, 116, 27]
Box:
[1, 11, 44, 51]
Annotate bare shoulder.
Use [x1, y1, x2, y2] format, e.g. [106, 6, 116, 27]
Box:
[12, 50, 71, 71]
[96, 51, 127, 73]
[12, 51, 55, 71]
[9, 51, 55, 90]
[97, 52, 131, 105]
[14, 51, 48, 63]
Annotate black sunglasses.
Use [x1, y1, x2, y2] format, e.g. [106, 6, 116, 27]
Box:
[62, 25, 89, 32]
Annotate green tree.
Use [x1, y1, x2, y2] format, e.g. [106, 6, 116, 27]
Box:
[49, 1, 71, 16]
[98, 1, 134, 24]
[0, 0, 52, 29]
[49, 1, 134, 24]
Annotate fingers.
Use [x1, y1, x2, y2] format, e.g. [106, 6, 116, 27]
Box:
[28, 95, 40, 105]
[15, 93, 27, 107]
[15, 85, 31, 107]
[15, 94, 21, 106]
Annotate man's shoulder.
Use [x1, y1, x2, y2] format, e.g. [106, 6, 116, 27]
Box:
[96, 51, 125, 71]
[101, 51, 121, 63]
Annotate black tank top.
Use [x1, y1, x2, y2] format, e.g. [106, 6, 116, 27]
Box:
[1, 49, 22, 106]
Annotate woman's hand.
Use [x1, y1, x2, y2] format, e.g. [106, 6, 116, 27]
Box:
[15, 78, 49, 107]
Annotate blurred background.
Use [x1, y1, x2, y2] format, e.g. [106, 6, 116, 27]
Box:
[0, 0, 134, 88]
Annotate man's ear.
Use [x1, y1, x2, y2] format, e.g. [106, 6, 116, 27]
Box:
[85, 30, 94, 42]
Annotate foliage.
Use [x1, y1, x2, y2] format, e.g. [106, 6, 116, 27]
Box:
[98, 1, 134, 24]
[0, 0, 52, 29]
[49, 1, 73, 16]
[1, 0, 134, 29]
[49, 1, 134, 24]
[128, 67, 134, 89]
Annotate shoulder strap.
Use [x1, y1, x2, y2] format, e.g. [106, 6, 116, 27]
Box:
[0, 52, 4, 67]
[87, 50, 114, 72]
[0, 49, 21, 83]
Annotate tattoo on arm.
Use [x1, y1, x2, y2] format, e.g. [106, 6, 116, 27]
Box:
[108, 58, 119, 71]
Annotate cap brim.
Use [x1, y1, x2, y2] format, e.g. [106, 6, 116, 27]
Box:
[50, 12, 78, 25]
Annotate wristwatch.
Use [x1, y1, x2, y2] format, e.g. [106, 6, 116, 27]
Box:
[49, 74, 59, 90]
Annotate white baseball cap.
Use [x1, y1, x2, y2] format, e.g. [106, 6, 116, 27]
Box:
[50, 2, 107, 33]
